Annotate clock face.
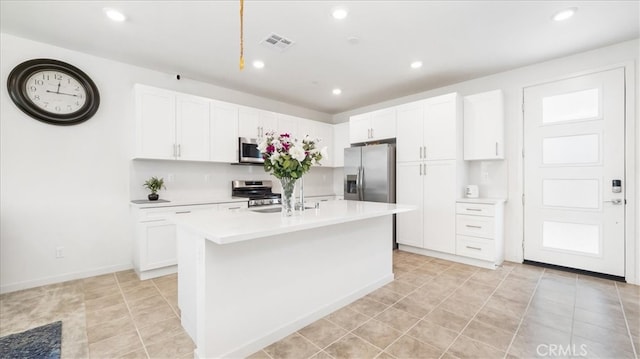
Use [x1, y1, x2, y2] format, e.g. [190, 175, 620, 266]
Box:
[24, 70, 88, 115]
[7, 59, 100, 126]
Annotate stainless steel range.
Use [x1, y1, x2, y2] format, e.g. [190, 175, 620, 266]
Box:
[232, 180, 281, 207]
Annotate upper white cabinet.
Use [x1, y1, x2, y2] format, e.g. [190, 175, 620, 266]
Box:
[176, 95, 211, 161]
[238, 107, 277, 139]
[210, 100, 239, 163]
[396, 93, 459, 162]
[349, 108, 396, 144]
[135, 84, 209, 161]
[299, 118, 334, 167]
[276, 114, 300, 137]
[463, 90, 504, 160]
[332, 122, 349, 167]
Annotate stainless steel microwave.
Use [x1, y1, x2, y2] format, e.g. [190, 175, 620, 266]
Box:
[239, 137, 264, 164]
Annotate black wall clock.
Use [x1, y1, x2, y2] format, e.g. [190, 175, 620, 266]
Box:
[7, 58, 100, 126]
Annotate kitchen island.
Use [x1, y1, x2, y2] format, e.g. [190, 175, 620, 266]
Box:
[173, 200, 412, 359]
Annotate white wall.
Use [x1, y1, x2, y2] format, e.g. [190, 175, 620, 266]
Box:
[0, 33, 332, 293]
[334, 39, 639, 283]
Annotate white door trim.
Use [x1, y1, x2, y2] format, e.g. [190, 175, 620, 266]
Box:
[520, 61, 637, 284]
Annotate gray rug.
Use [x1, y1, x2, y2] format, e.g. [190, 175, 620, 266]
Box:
[0, 321, 61, 359]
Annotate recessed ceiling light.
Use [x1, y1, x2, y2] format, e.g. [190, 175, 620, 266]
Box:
[104, 8, 126, 22]
[332, 8, 348, 20]
[410, 61, 423, 69]
[253, 60, 265, 69]
[332, 88, 342, 95]
[552, 7, 577, 21]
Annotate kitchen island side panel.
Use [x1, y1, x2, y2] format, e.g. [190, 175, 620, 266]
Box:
[183, 216, 393, 358]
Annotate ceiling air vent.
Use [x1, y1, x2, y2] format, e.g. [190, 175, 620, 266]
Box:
[261, 33, 295, 52]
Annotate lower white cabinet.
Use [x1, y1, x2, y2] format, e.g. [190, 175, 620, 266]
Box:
[133, 201, 248, 280]
[455, 199, 505, 266]
[396, 160, 457, 254]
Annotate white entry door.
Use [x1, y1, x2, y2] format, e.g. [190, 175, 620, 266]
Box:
[523, 68, 625, 277]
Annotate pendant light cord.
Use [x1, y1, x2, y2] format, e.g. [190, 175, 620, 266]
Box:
[239, 0, 245, 70]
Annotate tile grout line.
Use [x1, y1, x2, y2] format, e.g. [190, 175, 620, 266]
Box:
[435, 264, 518, 359]
[614, 282, 639, 359]
[114, 273, 152, 359]
[376, 262, 483, 358]
[502, 268, 545, 358]
[305, 255, 441, 358]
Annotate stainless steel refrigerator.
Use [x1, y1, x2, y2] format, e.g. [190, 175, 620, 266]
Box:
[344, 144, 396, 203]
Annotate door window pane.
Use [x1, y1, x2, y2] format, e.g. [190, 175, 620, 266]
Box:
[542, 88, 600, 124]
[542, 221, 599, 255]
[542, 134, 599, 165]
[543, 179, 599, 209]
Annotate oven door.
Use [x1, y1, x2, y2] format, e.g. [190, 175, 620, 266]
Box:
[239, 137, 264, 164]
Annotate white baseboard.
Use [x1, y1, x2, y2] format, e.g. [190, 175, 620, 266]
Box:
[398, 245, 500, 270]
[136, 264, 177, 281]
[0, 263, 134, 294]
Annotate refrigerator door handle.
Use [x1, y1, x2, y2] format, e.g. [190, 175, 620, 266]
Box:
[358, 166, 364, 201]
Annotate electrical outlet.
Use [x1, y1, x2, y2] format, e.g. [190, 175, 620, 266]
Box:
[204, 174, 211, 182]
[167, 173, 175, 182]
[55, 246, 64, 259]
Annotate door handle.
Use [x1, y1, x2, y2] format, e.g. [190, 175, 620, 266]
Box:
[465, 225, 482, 229]
[604, 199, 623, 205]
[177, 144, 181, 157]
[175, 211, 191, 214]
[419, 163, 422, 176]
[495, 142, 498, 156]
[371, 128, 374, 138]
[358, 167, 364, 201]
[466, 246, 482, 251]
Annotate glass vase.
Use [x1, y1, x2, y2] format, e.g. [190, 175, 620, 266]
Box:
[280, 177, 296, 217]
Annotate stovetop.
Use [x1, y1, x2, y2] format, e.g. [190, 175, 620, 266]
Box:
[232, 180, 281, 207]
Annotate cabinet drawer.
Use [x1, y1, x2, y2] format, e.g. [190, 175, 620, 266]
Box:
[456, 235, 495, 261]
[456, 203, 494, 216]
[456, 214, 494, 238]
[218, 202, 248, 211]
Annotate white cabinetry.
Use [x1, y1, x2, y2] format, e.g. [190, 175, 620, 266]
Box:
[135, 85, 177, 160]
[276, 114, 300, 137]
[396, 93, 458, 163]
[135, 85, 210, 161]
[455, 200, 504, 266]
[396, 92, 462, 256]
[210, 100, 239, 163]
[349, 108, 396, 144]
[133, 201, 248, 280]
[463, 90, 504, 160]
[238, 107, 277, 139]
[298, 119, 334, 167]
[332, 122, 349, 167]
[176, 95, 211, 161]
[135, 84, 238, 163]
[396, 161, 457, 253]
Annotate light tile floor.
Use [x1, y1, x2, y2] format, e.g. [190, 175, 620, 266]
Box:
[1, 250, 638, 358]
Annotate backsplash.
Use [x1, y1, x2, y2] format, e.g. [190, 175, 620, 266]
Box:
[130, 159, 340, 201]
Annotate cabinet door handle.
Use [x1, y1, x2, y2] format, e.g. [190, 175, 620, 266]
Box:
[466, 246, 482, 251]
[466, 225, 482, 229]
[495, 142, 499, 156]
[177, 144, 181, 157]
[423, 146, 427, 159]
[419, 163, 422, 176]
[226, 206, 241, 210]
[466, 208, 482, 212]
[176, 211, 191, 214]
[371, 128, 374, 138]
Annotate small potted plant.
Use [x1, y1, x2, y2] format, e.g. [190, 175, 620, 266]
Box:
[143, 176, 165, 201]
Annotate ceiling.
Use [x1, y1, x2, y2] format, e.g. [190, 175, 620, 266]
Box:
[1, 1, 638, 115]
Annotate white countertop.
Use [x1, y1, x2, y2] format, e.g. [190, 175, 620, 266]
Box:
[456, 198, 507, 204]
[173, 200, 414, 245]
[130, 196, 248, 209]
